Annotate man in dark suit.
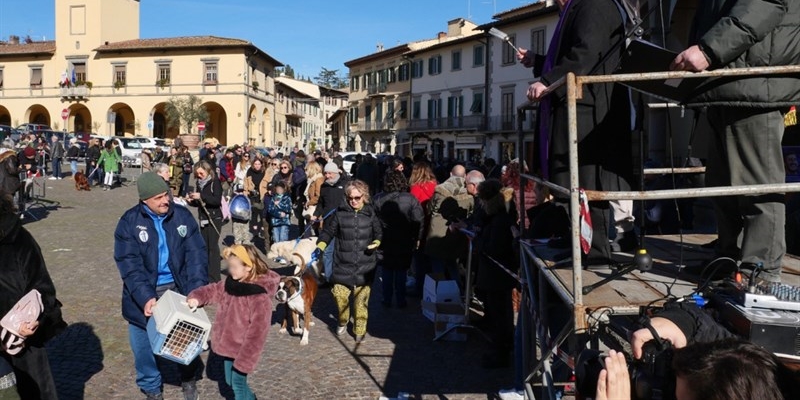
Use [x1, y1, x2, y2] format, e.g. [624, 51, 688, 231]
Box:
[522, 0, 634, 265]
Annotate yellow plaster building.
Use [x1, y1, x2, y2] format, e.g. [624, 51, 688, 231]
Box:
[0, 0, 282, 146]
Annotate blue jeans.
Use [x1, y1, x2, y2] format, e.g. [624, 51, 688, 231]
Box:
[51, 158, 61, 178]
[70, 160, 78, 176]
[129, 323, 202, 395]
[323, 238, 336, 280]
[223, 358, 255, 400]
[381, 267, 408, 306]
[272, 225, 289, 243]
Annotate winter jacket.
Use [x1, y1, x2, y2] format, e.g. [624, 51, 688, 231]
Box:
[318, 203, 383, 287]
[0, 150, 20, 197]
[191, 178, 223, 222]
[425, 176, 474, 260]
[266, 194, 292, 227]
[373, 191, 424, 269]
[654, 302, 735, 344]
[66, 144, 80, 162]
[315, 175, 349, 218]
[244, 168, 266, 202]
[97, 148, 121, 173]
[476, 188, 518, 291]
[0, 211, 67, 349]
[218, 157, 234, 182]
[114, 202, 209, 329]
[410, 181, 437, 209]
[305, 174, 324, 207]
[168, 155, 183, 190]
[234, 162, 249, 186]
[188, 272, 280, 373]
[50, 141, 65, 159]
[86, 145, 101, 170]
[688, 0, 800, 107]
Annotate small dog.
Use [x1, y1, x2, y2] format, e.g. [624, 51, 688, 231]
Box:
[74, 171, 91, 191]
[267, 237, 322, 276]
[275, 263, 319, 345]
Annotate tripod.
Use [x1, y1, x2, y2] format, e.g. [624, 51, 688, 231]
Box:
[22, 174, 60, 220]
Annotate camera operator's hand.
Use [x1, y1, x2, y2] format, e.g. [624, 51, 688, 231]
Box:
[630, 317, 687, 359]
[596, 350, 630, 400]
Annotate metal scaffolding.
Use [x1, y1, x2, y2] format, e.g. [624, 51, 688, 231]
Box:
[516, 65, 800, 399]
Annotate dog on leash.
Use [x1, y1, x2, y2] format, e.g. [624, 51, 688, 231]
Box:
[74, 171, 91, 191]
[274, 265, 319, 345]
[267, 237, 322, 276]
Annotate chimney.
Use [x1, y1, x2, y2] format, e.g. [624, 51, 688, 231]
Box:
[8, 35, 19, 45]
[376, 42, 384, 52]
[437, 32, 447, 41]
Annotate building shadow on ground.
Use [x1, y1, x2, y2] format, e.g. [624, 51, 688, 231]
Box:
[46, 322, 104, 400]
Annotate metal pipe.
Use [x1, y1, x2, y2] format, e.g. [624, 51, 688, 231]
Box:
[644, 167, 706, 175]
[521, 172, 571, 196]
[577, 65, 800, 85]
[585, 182, 800, 201]
[566, 72, 584, 329]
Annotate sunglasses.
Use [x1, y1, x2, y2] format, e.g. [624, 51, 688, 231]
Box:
[271, 163, 279, 166]
[281, 166, 290, 170]
[347, 196, 363, 201]
[243, 154, 250, 158]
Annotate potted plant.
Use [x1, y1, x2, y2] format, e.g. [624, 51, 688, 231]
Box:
[157, 78, 170, 89]
[114, 80, 125, 90]
[252, 81, 260, 92]
[164, 95, 209, 149]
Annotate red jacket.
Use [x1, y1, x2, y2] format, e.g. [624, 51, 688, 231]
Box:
[410, 180, 436, 209]
[188, 271, 280, 373]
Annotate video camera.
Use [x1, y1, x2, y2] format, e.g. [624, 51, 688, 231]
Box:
[575, 339, 675, 400]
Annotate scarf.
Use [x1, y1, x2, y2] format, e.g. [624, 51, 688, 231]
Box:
[538, 0, 573, 179]
[197, 175, 212, 191]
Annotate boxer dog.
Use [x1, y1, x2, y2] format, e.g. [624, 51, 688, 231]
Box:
[275, 255, 318, 346]
[74, 171, 91, 191]
[267, 237, 322, 276]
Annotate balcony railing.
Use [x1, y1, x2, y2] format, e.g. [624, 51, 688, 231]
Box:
[407, 115, 486, 131]
[486, 114, 536, 131]
[285, 106, 304, 119]
[367, 83, 388, 96]
[60, 85, 90, 100]
[356, 119, 394, 132]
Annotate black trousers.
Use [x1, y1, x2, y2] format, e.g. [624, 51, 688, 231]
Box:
[201, 218, 222, 282]
[484, 289, 514, 355]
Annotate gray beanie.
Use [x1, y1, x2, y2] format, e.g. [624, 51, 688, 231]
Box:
[324, 162, 339, 173]
[137, 172, 169, 200]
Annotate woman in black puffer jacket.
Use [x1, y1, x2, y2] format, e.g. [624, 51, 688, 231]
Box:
[317, 179, 382, 343]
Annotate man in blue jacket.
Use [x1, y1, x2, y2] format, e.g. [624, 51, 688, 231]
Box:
[114, 172, 208, 400]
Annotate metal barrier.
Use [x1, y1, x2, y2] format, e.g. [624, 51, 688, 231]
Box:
[516, 65, 800, 399]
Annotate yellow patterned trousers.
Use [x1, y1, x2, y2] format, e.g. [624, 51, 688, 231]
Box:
[331, 284, 371, 336]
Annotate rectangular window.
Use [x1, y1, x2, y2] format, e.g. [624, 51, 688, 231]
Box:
[387, 101, 395, 122]
[411, 60, 424, 79]
[204, 62, 218, 84]
[398, 64, 410, 81]
[428, 55, 442, 75]
[452, 50, 462, 70]
[388, 67, 396, 83]
[470, 92, 484, 114]
[412, 99, 421, 119]
[399, 100, 408, 119]
[0, 69, 3, 89]
[473, 45, 485, 67]
[365, 105, 372, 120]
[114, 65, 126, 86]
[427, 98, 442, 119]
[447, 96, 463, 117]
[158, 64, 171, 84]
[502, 35, 517, 65]
[72, 62, 87, 83]
[501, 90, 515, 129]
[531, 27, 546, 56]
[30, 67, 43, 88]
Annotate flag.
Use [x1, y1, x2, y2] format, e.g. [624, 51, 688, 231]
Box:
[71, 67, 77, 85]
[786, 106, 797, 127]
[61, 69, 69, 87]
[579, 189, 593, 255]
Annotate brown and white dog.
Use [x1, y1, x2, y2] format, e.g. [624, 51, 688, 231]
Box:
[267, 237, 322, 276]
[275, 263, 318, 345]
[74, 171, 91, 191]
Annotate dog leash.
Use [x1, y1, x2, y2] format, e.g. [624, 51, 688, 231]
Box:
[291, 207, 337, 252]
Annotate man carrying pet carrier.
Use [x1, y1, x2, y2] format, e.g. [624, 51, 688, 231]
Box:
[114, 172, 208, 400]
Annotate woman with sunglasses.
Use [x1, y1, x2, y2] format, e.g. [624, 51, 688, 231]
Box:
[315, 180, 382, 343]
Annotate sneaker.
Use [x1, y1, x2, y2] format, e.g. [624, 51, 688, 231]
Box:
[48, 176, 57, 180]
[145, 392, 164, 400]
[336, 325, 347, 336]
[498, 389, 525, 400]
[181, 381, 198, 400]
[355, 334, 366, 343]
[57, 177, 63, 180]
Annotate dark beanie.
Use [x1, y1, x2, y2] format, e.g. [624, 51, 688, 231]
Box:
[137, 172, 169, 200]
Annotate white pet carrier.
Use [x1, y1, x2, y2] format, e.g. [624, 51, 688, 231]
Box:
[146, 290, 211, 365]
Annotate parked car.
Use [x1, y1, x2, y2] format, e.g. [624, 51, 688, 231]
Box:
[340, 151, 377, 174]
[113, 137, 144, 166]
[0, 125, 18, 142]
[16, 123, 52, 134]
[152, 138, 171, 152]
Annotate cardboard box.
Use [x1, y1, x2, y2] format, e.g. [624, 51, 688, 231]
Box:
[422, 301, 467, 341]
[422, 274, 461, 321]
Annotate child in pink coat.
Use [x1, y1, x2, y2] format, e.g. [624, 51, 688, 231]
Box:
[187, 244, 280, 399]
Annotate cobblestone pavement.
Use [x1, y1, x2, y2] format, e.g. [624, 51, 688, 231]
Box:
[22, 176, 513, 400]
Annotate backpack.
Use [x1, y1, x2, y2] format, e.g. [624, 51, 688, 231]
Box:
[292, 165, 306, 185]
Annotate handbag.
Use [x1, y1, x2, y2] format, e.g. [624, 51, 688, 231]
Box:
[302, 205, 316, 220]
[1, 289, 43, 355]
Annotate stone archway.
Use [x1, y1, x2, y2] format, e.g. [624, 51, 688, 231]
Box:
[201, 101, 228, 145]
[0, 105, 10, 126]
[150, 102, 178, 139]
[109, 103, 135, 136]
[25, 104, 51, 126]
[67, 104, 92, 133]
[261, 107, 271, 146]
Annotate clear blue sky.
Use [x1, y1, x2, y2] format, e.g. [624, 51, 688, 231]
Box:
[0, 0, 533, 80]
